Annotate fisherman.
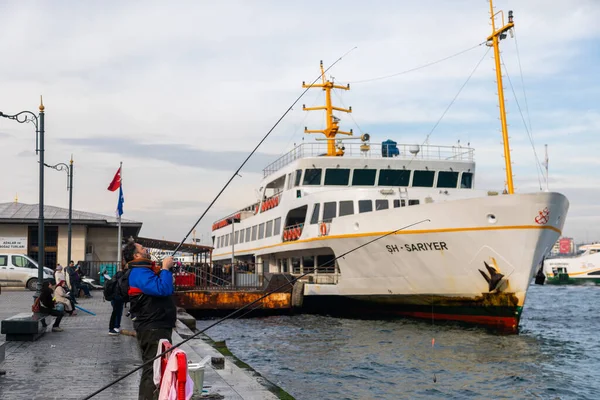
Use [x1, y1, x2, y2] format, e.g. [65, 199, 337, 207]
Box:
[122, 238, 176, 400]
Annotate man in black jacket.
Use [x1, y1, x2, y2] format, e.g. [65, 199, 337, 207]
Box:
[122, 239, 176, 400]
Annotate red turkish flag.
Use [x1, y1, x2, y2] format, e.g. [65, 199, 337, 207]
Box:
[107, 168, 121, 192]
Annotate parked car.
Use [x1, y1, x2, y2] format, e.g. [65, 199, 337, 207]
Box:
[0, 253, 54, 291]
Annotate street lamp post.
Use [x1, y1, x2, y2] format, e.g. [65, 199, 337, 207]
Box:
[44, 157, 74, 265]
[0, 98, 45, 297]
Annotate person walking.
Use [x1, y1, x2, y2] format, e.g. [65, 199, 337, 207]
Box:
[39, 279, 65, 332]
[122, 239, 176, 400]
[54, 264, 65, 283]
[108, 265, 126, 336]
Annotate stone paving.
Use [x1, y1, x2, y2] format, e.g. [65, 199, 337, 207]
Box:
[0, 288, 283, 400]
[0, 288, 141, 400]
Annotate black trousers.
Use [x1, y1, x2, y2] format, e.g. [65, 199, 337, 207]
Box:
[40, 308, 64, 328]
[136, 328, 172, 400]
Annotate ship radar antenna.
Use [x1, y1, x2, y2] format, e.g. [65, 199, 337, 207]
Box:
[486, 0, 515, 194]
[302, 60, 353, 156]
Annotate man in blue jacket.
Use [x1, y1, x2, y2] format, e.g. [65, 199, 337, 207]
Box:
[122, 239, 176, 400]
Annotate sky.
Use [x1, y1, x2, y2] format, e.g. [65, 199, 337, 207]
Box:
[0, 0, 599, 245]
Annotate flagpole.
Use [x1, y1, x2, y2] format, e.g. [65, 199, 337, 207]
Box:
[117, 161, 123, 269]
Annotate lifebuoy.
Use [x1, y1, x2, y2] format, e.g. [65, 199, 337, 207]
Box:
[283, 230, 289, 241]
[320, 223, 327, 236]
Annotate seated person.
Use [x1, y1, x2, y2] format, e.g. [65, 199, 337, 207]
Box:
[54, 280, 76, 316]
[39, 279, 65, 332]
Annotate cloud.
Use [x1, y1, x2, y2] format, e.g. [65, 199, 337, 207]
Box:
[1, 0, 599, 243]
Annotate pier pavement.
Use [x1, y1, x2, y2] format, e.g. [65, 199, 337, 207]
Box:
[0, 288, 280, 400]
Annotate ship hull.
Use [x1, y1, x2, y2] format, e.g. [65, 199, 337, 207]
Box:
[302, 294, 521, 333]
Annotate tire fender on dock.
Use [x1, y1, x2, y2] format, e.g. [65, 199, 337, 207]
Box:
[291, 281, 305, 309]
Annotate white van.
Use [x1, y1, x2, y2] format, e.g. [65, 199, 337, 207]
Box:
[0, 253, 54, 290]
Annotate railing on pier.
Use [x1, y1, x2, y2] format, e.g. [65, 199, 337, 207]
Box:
[263, 142, 475, 177]
[81, 260, 119, 284]
[173, 262, 264, 291]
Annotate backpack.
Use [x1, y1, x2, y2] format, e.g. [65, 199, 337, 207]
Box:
[103, 271, 121, 301]
[116, 269, 132, 302]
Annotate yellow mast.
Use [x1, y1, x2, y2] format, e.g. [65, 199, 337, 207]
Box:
[486, 0, 515, 194]
[302, 61, 353, 156]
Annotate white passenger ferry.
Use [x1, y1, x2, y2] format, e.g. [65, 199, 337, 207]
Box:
[209, 2, 569, 332]
[543, 244, 600, 285]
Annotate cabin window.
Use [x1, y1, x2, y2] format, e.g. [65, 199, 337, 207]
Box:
[274, 217, 282, 235]
[251, 225, 258, 241]
[409, 199, 420, 206]
[287, 173, 293, 190]
[310, 203, 320, 224]
[317, 254, 336, 273]
[358, 200, 373, 213]
[234, 231, 239, 245]
[303, 168, 322, 185]
[393, 199, 405, 208]
[339, 200, 354, 217]
[245, 227, 251, 242]
[303, 255, 315, 274]
[323, 201, 337, 222]
[378, 169, 411, 186]
[280, 258, 289, 273]
[258, 223, 265, 239]
[291, 257, 301, 273]
[325, 169, 350, 186]
[265, 220, 273, 238]
[352, 169, 376, 186]
[294, 169, 302, 187]
[376, 199, 389, 210]
[437, 171, 459, 188]
[217, 237, 221, 248]
[225, 234, 229, 247]
[461, 172, 473, 189]
[412, 170, 435, 187]
[239, 229, 244, 243]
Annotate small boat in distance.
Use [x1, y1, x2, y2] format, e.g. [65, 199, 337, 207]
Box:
[208, 0, 569, 333]
[543, 243, 600, 285]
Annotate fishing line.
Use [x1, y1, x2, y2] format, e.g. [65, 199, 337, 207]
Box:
[343, 42, 486, 84]
[82, 218, 430, 399]
[170, 47, 357, 255]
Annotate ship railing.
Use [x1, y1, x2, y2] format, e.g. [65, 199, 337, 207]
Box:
[282, 223, 304, 242]
[173, 262, 264, 291]
[263, 142, 475, 177]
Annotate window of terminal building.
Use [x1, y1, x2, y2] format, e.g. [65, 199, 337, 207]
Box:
[412, 170, 435, 187]
[274, 217, 282, 235]
[358, 199, 373, 213]
[437, 171, 459, 188]
[376, 199, 389, 210]
[378, 169, 411, 186]
[310, 203, 321, 224]
[258, 223, 265, 239]
[339, 200, 354, 216]
[461, 172, 473, 188]
[251, 225, 258, 241]
[265, 220, 273, 238]
[352, 168, 376, 186]
[324, 169, 350, 186]
[245, 227, 251, 242]
[303, 168, 322, 185]
[323, 201, 337, 222]
[294, 169, 302, 187]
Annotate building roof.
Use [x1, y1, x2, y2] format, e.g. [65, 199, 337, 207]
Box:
[137, 236, 213, 254]
[0, 202, 142, 227]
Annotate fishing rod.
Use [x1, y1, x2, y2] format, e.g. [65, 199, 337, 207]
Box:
[169, 47, 357, 256]
[83, 218, 430, 399]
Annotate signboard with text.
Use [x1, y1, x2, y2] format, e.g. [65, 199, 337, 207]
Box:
[0, 237, 27, 250]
